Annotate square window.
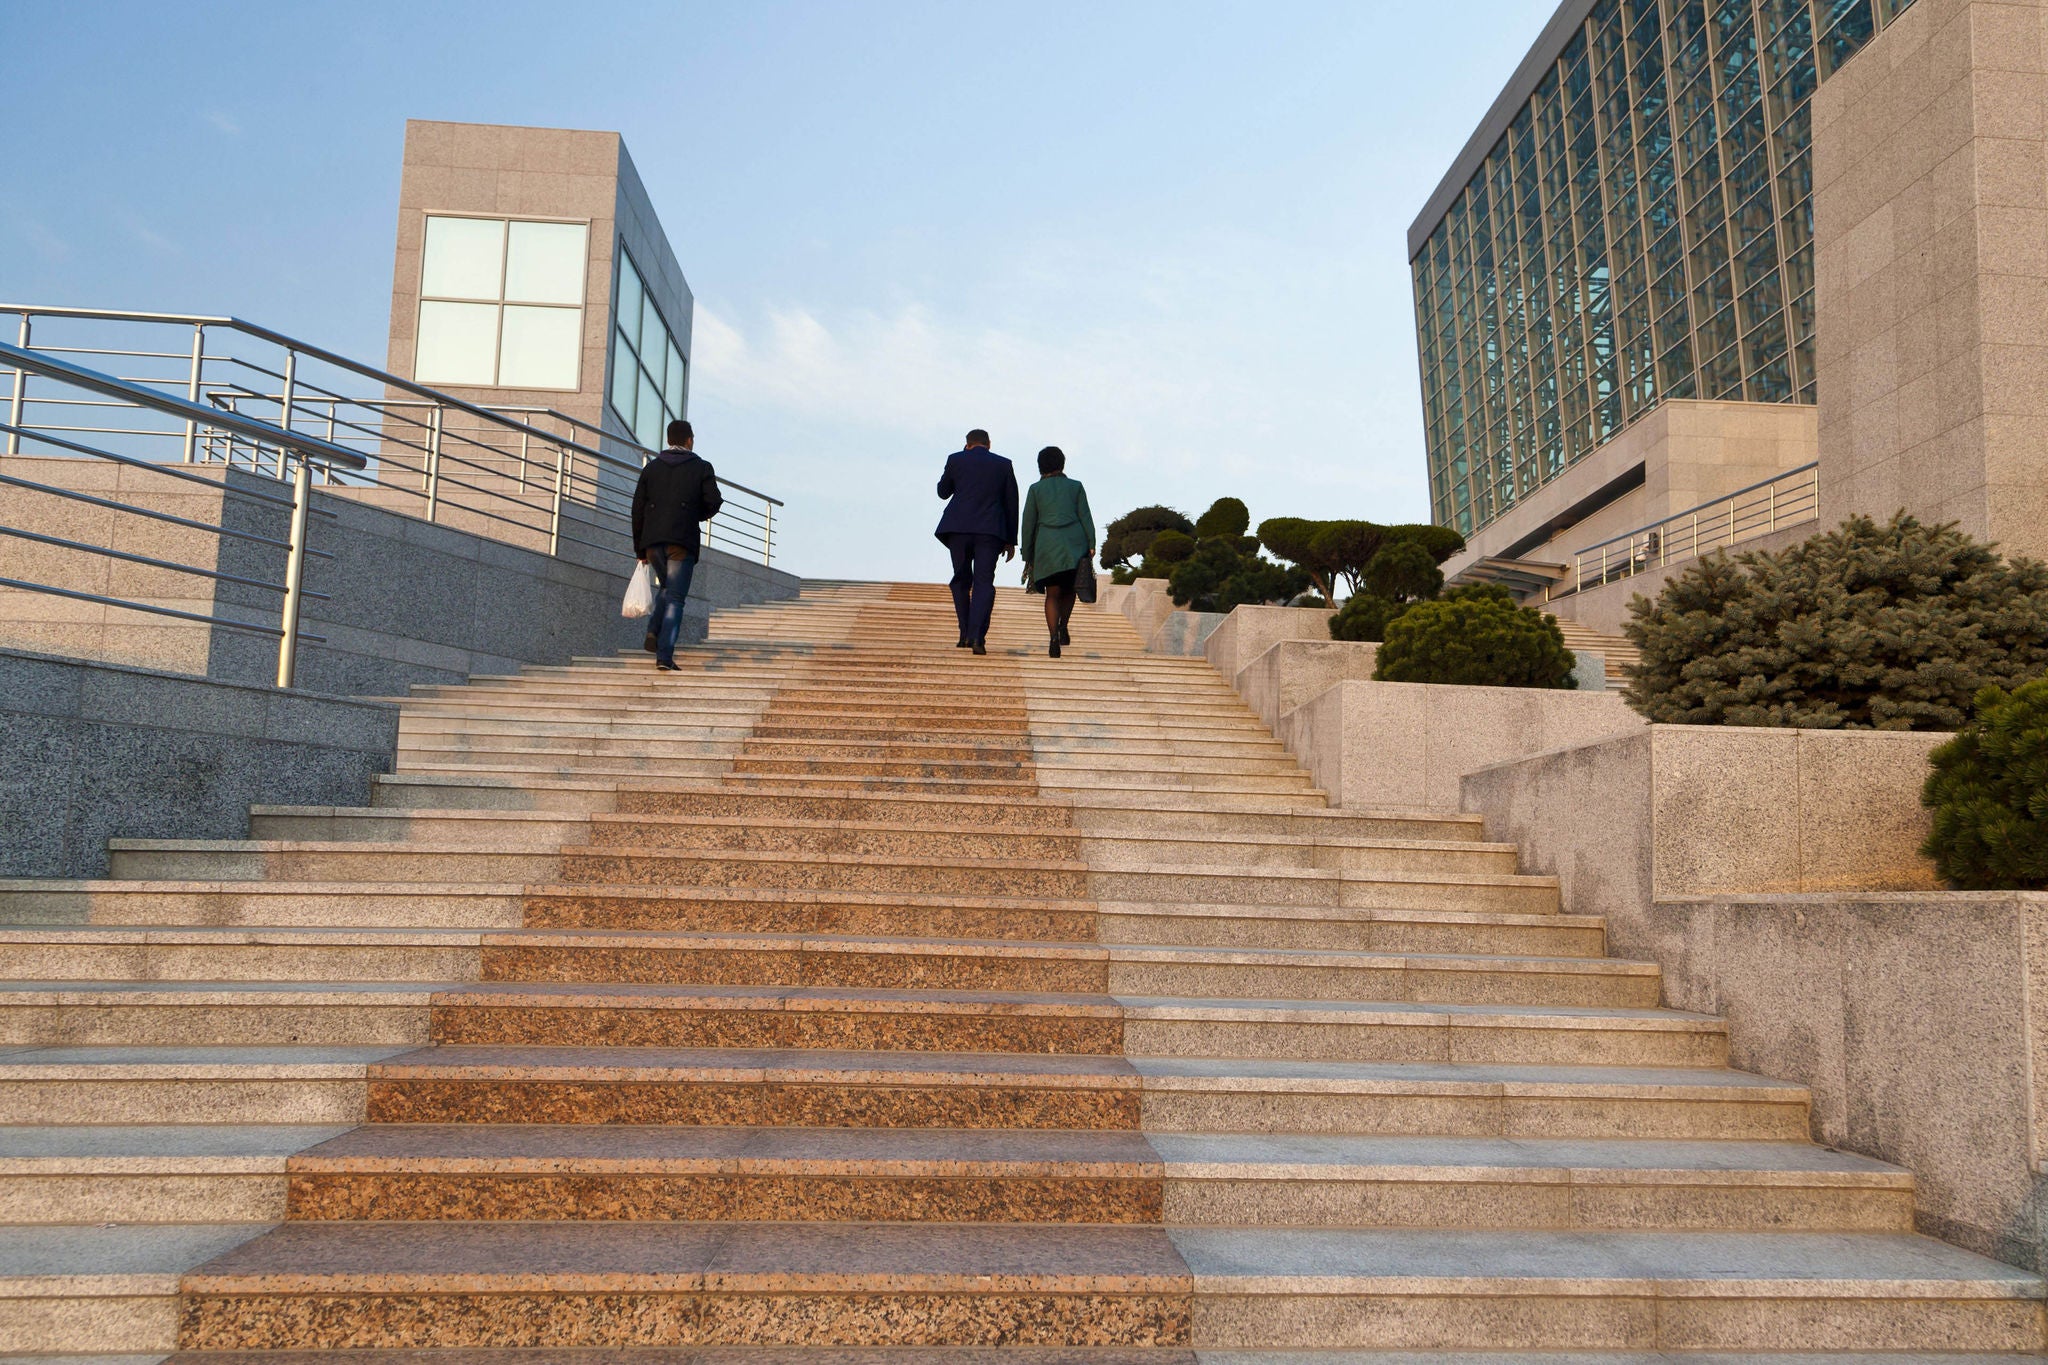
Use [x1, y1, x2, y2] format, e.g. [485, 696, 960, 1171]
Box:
[498, 305, 582, 390]
[505, 222, 588, 305]
[414, 300, 498, 386]
[421, 217, 505, 301]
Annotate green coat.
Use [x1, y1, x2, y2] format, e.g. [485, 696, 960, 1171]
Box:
[1020, 474, 1096, 581]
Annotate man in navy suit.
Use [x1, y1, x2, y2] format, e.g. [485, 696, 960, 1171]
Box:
[934, 428, 1019, 655]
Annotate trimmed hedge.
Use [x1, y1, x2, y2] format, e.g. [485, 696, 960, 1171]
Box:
[1623, 513, 2048, 729]
[1373, 589, 1576, 689]
[1921, 678, 2048, 889]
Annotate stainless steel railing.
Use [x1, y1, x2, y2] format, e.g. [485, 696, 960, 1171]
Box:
[0, 341, 365, 688]
[0, 304, 781, 567]
[1568, 462, 1819, 595]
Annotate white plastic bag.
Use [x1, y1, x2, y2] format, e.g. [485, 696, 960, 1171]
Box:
[621, 561, 656, 619]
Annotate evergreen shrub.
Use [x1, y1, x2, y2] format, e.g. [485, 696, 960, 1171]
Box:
[1100, 506, 1193, 571]
[1194, 497, 1251, 542]
[1373, 592, 1576, 689]
[1624, 513, 2048, 729]
[1365, 540, 1444, 603]
[1142, 530, 1196, 569]
[1920, 678, 2048, 889]
[1330, 593, 1404, 642]
[1168, 537, 1308, 613]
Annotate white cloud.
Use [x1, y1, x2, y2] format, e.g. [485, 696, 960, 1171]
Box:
[204, 111, 241, 136]
[13, 216, 69, 265]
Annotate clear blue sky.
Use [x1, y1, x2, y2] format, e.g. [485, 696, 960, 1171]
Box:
[3, 0, 1553, 582]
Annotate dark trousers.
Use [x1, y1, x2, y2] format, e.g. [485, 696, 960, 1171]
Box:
[648, 550, 698, 664]
[943, 533, 1003, 644]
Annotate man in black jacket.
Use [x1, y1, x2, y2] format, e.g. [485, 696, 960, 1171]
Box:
[631, 418, 724, 671]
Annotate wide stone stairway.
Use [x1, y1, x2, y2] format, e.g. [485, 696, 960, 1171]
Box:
[0, 582, 2040, 1357]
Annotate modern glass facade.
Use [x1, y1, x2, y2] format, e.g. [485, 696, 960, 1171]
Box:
[608, 246, 689, 450]
[1413, 0, 1916, 537]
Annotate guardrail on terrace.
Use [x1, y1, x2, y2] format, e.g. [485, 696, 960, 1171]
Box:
[1568, 461, 1818, 595]
[0, 340, 360, 688]
[0, 305, 780, 567]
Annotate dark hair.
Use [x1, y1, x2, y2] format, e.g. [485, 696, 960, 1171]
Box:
[667, 418, 694, 447]
[965, 429, 990, 447]
[1037, 446, 1066, 474]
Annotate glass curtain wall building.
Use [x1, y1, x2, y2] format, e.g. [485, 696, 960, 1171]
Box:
[1413, 0, 1917, 538]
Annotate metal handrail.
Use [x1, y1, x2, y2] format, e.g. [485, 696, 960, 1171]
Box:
[3, 305, 783, 540]
[0, 346, 352, 677]
[1567, 461, 1819, 595]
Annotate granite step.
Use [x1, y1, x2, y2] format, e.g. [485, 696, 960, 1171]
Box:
[173, 1220, 1193, 1350]
[0, 882, 527, 930]
[274, 1128, 1912, 1233]
[0, 927, 484, 982]
[0, 981, 438, 1047]
[0, 1125, 351, 1224]
[1093, 901, 1606, 956]
[0, 1222, 268, 1353]
[172, 1223, 2043, 1351]
[361, 1047, 1812, 1138]
[472, 931, 1659, 1007]
[0, 1046, 409, 1124]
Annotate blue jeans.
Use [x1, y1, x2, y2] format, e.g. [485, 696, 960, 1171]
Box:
[647, 550, 697, 664]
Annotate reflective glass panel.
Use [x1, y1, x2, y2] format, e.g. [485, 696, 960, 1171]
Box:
[504, 222, 588, 305]
[639, 296, 666, 370]
[664, 340, 685, 413]
[611, 331, 638, 423]
[615, 256, 645, 353]
[421, 217, 505, 302]
[636, 372, 663, 448]
[414, 300, 498, 385]
[497, 305, 582, 390]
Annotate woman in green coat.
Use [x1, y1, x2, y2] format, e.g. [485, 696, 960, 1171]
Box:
[1020, 446, 1095, 658]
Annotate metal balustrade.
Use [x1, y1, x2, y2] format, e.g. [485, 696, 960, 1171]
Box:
[0, 305, 780, 568]
[1568, 462, 1819, 595]
[0, 306, 784, 688]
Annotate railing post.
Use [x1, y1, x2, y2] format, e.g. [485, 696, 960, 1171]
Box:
[1691, 512, 1699, 560]
[549, 444, 566, 556]
[5, 313, 29, 456]
[1728, 497, 1737, 547]
[762, 502, 773, 567]
[274, 351, 297, 482]
[1769, 479, 1777, 531]
[180, 323, 205, 463]
[275, 453, 316, 689]
[424, 406, 443, 521]
[517, 429, 529, 492]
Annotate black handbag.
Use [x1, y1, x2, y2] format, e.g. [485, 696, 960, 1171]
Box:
[1076, 564, 1098, 604]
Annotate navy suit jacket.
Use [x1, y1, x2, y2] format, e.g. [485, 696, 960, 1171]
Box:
[934, 447, 1020, 545]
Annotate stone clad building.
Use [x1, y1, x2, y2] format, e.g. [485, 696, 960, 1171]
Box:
[1412, 0, 2048, 627]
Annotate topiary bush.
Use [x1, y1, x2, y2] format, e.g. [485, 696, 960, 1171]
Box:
[1373, 592, 1576, 688]
[1141, 529, 1196, 572]
[1194, 497, 1251, 542]
[1100, 505, 1193, 572]
[1921, 679, 2048, 889]
[1624, 513, 2048, 729]
[1364, 540, 1444, 603]
[1169, 537, 1308, 613]
[1330, 593, 1406, 642]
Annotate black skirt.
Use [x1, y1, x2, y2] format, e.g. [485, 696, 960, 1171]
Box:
[1032, 565, 1081, 593]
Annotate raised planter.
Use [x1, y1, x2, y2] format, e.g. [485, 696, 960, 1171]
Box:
[1235, 639, 1380, 730]
[1204, 604, 1337, 681]
[1282, 678, 1643, 811]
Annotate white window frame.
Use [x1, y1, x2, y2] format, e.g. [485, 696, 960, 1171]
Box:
[414, 212, 589, 392]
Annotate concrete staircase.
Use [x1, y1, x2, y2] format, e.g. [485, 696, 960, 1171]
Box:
[0, 581, 2037, 1356]
[1548, 615, 1642, 690]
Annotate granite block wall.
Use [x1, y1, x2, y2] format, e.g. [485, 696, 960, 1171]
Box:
[0, 648, 397, 878]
